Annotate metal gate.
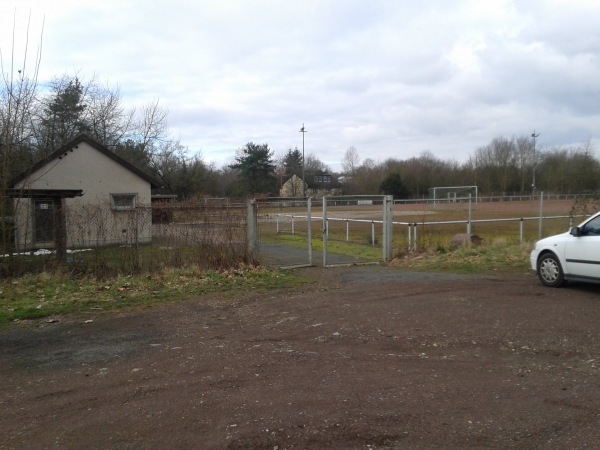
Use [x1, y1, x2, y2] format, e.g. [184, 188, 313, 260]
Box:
[254, 197, 313, 268]
[252, 195, 393, 268]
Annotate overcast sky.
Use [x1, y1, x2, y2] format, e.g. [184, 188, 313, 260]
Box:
[2, 0, 600, 171]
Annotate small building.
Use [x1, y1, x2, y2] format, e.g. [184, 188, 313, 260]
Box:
[307, 172, 341, 197]
[8, 134, 160, 251]
[279, 174, 306, 198]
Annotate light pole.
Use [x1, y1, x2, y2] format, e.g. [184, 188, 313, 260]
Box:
[531, 130, 540, 197]
[299, 123, 307, 198]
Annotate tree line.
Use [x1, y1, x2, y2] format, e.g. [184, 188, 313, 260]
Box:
[340, 137, 599, 198]
[3, 68, 598, 200]
[2, 26, 598, 201]
[0, 70, 221, 197]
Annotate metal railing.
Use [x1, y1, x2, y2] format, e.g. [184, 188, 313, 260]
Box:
[398, 215, 583, 252]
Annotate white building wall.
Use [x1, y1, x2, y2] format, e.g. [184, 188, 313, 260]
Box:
[13, 141, 153, 249]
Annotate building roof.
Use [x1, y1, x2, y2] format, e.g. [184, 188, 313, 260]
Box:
[8, 134, 161, 189]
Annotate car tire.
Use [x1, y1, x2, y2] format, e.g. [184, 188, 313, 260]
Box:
[537, 253, 565, 287]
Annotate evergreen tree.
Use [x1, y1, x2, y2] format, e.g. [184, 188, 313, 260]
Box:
[380, 173, 410, 199]
[283, 147, 303, 177]
[229, 142, 276, 196]
[37, 77, 89, 155]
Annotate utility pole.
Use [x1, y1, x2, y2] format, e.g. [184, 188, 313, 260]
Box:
[531, 130, 540, 197]
[299, 124, 307, 198]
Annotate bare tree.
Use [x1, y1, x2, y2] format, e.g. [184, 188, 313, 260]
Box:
[86, 79, 134, 148]
[0, 11, 44, 256]
[474, 137, 517, 194]
[304, 153, 329, 174]
[136, 98, 168, 152]
[0, 11, 43, 176]
[341, 146, 360, 175]
[514, 135, 534, 193]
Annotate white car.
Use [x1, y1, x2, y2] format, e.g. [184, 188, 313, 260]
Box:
[530, 211, 600, 287]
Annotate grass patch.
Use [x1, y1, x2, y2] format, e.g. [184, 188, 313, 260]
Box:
[261, 232, 382, 261]
[261, 231, 534, 272]
[1, 237, 536, 324]
[390, 241, 533, 274]
[0, 264, 303, 324]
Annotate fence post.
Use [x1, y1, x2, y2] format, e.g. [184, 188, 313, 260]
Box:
[413, 223, 418, 251]
[307, 198, 312, 266]
[276, 214, 280, 233]
[371, 221, 375, 246]
[247, 199, 258, 261]
[467, 194, 472, 236]
[383, 195, 393, 261]
[407, 224, 412, 252]
[539, 191, 544, 239]
[519, 218, 523, 243]
[291, 215, 295, 235]
[322, 196, 328, 267]
[346, 220, 349, 241]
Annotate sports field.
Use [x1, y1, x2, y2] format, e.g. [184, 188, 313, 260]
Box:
[256, 197, 589, 267]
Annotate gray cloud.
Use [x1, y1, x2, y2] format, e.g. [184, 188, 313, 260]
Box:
[2, 0, 599, 170]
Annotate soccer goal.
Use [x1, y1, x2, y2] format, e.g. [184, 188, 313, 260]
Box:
[429, 186, 478, 209]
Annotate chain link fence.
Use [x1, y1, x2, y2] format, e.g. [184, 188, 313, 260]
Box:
[1, 198, 249, 278]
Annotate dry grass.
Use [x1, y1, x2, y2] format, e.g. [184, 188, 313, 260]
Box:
[0, 263, 303, 324]
[389, 241, 533, 274]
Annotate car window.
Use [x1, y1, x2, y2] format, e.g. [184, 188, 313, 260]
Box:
[581, 216, 600, 236]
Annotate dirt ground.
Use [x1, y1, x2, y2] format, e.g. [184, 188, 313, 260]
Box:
[1, 265, 599, 449]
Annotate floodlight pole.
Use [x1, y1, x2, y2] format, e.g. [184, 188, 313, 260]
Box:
[299, 123, 307, 198]
[531, 130, 540, 197]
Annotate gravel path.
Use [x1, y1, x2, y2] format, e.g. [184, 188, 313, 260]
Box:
[1, 266, 599, 449]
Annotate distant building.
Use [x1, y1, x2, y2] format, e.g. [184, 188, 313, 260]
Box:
[307, 172, 341, 197]
[279, 174, 305, 198]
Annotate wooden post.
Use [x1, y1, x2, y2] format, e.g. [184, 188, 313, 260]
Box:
[54, 197, 67, 263]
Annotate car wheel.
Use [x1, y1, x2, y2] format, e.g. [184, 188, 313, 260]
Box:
[537, 253, 565, 287]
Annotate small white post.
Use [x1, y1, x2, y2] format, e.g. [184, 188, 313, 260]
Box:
[519, 218, 524, 242]
[467, 194, 472, 236]
[383, 195, 393, 261]
[322, 196, 328, 267]
[413, 224, 417, 251]
[371, 221, 376, 246]
[307, 198, 312, 266]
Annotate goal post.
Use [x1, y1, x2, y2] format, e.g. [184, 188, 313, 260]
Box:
[429, 186, 478, 209]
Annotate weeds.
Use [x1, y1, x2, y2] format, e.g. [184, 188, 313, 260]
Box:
[0, 264, 302, 324]
[390, 241, 532, 274]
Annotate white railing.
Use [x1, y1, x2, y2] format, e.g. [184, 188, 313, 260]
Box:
[274, 213, 586, 252]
